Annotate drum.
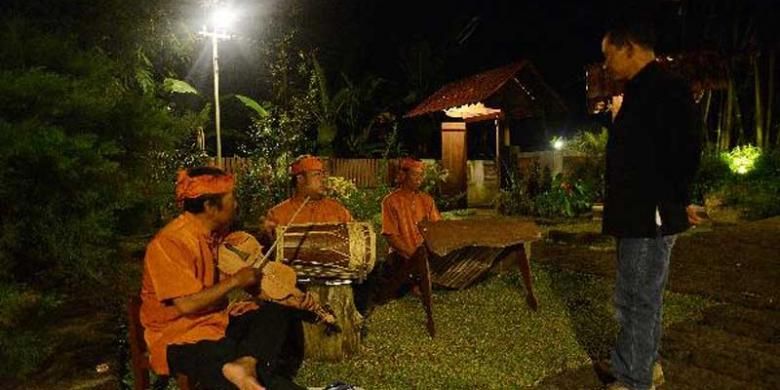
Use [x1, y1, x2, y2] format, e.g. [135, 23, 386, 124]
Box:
[275, 222, 376, 281]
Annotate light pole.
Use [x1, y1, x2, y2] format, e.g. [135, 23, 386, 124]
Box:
[199, 5, 235, 167]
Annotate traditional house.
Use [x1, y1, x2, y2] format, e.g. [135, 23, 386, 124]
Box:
[405, 60, 566, 201]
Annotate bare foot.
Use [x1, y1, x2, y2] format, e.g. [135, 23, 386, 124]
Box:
[222, 357, 265, 390]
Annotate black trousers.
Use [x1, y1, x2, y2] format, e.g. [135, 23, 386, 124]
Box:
[355, 247, 429, 313]
[167, 302, 305, 390]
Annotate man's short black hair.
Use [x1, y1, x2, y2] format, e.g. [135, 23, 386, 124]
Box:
[181, 166, 228, 214]
[605, 21, 656, 50]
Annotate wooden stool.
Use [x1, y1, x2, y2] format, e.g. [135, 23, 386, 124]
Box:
[127, 297, 192, 390]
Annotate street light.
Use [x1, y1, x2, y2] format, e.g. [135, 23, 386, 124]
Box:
[552, 137, 565, 151]
[199, 5, 236, 167]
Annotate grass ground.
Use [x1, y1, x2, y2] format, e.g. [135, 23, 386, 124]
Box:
[295, 265, 713, 389]
[11, 212, 778, 389]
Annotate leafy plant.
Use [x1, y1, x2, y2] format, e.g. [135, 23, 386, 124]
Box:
[566, 128, 608, 203]
[325, 176, 391, 227]
[0, 283, 62, 379]
[234, 157, 291, 229]
[722, 144, 762, 175]
[719, 148, 780, 219]
[495, 169, 535, 216]
[691, 151, 732, 204]
[497, 166, 593, 218]
[533, 175, 593, 218]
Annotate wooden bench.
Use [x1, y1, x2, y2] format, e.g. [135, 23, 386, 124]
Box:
[127, 297, 192, 390]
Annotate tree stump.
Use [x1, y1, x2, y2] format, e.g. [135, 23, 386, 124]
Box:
[302, 284, 363, 361]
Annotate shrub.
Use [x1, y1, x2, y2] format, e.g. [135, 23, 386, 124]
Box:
[722, 144, 762, 175]
[533, 175, 593, 218]
[567, 128, 608, 203]
[423, 161, 468, 211]
[234, 157, 292, 228]
[497, 165, 593, 218]
[0, 283, 62, 379]
[326, 176, 391, 227]
[495, 170, 535, 216]
[691, 151, 732, 204]
[0, 10, 197, 384]
[720, 149, 780, 219]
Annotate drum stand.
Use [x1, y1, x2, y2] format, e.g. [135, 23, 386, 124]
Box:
[372, 246, 436, 337]
[417, 247, 436, 338]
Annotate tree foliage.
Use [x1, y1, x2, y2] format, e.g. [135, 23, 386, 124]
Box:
[0, 4, 200, 380]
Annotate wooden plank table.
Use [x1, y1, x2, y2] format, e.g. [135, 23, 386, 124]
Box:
[420, 218, 542, 311]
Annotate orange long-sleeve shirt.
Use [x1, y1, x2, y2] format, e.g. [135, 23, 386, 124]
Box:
[381, 189, 441, 252]
[266, 196, 352, 226]
[139, 213, 230, 375]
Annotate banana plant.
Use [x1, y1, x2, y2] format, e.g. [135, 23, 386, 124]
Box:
[311, 56, 347, 154]
[162, 78, 269, 119]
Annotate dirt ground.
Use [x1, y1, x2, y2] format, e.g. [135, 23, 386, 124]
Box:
[532, 216, 780, 389]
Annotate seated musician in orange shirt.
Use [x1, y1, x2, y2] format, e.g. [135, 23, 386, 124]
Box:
[140, 167, 304, 390]
[263, 155, 352, 236]
[376, 157, 442, 302]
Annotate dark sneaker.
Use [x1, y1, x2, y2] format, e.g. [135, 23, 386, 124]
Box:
[597, 360, 663, 389]
[605, 382, 655, 390]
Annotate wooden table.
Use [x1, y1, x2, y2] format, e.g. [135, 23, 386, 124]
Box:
[421, 218, 542, 311]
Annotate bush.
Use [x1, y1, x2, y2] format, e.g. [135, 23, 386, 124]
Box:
[533, 175, 593, 218]
[326, 176, 391, 227]
[234, 157, 292, 228]
[691, 151, 732, 204]
[0, 22, 197, 381]
[720, 149, 780, 219]
[690, 147, 780, 219]
[497, 163, 593, 219]
[0, 283, 62, 379]
[495, 169, 535, 216]
[420, 160, 466, 211]
[567, 128, 608, 203]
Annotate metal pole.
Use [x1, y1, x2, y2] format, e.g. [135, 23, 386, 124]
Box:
[212, 34, 222, 167]
[495, 117, 501, 188]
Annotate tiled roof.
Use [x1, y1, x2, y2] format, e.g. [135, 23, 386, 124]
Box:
[405, 61, 528, 118]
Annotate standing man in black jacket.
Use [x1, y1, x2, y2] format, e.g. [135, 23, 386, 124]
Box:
[600, 22, 703, 390]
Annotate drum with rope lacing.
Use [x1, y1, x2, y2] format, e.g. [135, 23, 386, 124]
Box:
[275, 222, 376, 282]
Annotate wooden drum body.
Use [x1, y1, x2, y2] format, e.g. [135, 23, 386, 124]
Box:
[275, 222, 376, 281]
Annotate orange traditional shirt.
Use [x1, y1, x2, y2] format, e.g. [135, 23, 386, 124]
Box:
[139, 212, 230, 375]
[267, 196, 353, 225]
[381, 189, 442, 251]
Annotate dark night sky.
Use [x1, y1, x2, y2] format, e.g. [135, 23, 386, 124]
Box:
[188, 0, 777, 150]
[210, 1, 711, 121]
[281, 0, 618, 118]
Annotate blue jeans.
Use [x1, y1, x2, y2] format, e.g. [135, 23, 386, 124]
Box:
[611, 233, 676, 389]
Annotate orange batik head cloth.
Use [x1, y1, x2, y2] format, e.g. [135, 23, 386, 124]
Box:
[289, 155, 324, 176]
[399, 157, 424, 171]
[175, 168, 235, 207]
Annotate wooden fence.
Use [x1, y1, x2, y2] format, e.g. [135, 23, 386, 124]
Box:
[207, 157, 253, 175]
[207, 157, 389, 188]
[324, 158, 388, 188]
[208, 152, 587, 198]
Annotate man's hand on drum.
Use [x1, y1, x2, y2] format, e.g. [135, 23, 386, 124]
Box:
[261, 217, 277, 238]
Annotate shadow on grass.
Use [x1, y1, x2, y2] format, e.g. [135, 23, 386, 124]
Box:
[539, 264, 617, 388]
